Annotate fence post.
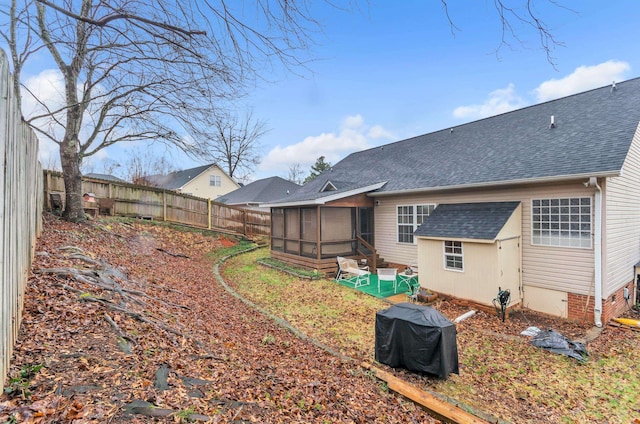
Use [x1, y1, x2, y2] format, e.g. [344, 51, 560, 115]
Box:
[208, 199, 212, 230]
[162, 191, 167, 221]
[43, 170, 49, 209]
[243, 209, 247, 236]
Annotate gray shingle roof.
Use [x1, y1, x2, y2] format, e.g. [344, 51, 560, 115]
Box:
[217, 176, 300, 205]
[84, 173, 125, 183]
[273, 78, 640, 205]
[415, 202, 520, 240]
[146, 164, 216, 189]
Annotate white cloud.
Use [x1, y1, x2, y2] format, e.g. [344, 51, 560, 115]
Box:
[21, 68, 118, 170]
[341, 114, 364, 130]
[22, 69, 67, 169]
[22, 69, 66, 120]
[452, 60, 632, 122]
[259, 115, 394, 173]
[38, 139, 60, 170]
[453, 83, 526, 120]
[368, 125, 395, 140]
[534, 60, 631, 102]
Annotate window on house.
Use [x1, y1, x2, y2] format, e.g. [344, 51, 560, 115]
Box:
[444, 240, 463, 271]
[531, 197, 592, 248]
[209, 175, 221, 186]
[397, 204, 436, 244]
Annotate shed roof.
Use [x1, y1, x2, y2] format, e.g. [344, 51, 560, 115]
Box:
[268, 78, 640, 206]
[414, 202, 520, 240]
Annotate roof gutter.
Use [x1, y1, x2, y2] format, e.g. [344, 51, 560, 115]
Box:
[261, 181, 387, 208]
[370, 171, 619, 198]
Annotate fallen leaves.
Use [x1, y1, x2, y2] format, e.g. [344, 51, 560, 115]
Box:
[223, 249, 640, 423]
[1, 214, 437, 423]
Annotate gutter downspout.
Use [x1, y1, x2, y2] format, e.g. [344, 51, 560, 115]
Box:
[588, 176, 603, 327]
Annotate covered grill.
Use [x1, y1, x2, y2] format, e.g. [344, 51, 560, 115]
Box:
[375, 303, 459, 378]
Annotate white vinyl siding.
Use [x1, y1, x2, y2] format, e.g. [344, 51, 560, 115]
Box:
[179, 165, 239, 200]
[604, 126, 640, 297]
[374, 183, 595, 296]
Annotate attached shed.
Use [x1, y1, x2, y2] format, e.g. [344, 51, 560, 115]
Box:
[415, 202, 522, 309]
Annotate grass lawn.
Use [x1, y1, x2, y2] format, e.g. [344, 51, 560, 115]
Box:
[221, 248, 640, 423]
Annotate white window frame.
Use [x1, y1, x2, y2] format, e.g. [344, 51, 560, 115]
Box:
[396, 204, 436, 244]
[209, 175, 221, 187]
[531, 197, 592, 249]
[443, 240, 464, 272]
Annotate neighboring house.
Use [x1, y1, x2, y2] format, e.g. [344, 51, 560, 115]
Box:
[217, 176, 300, 211]
[145, 164, 239, 200]
[263, 78, 640, 325]
[84, 173, 126, 183]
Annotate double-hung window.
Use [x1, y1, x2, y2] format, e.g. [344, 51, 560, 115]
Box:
[209, 175, 221, 187]
[531, 197, 591, 248]
[397, 204, 436, 244]
[444, 241, 463, 271]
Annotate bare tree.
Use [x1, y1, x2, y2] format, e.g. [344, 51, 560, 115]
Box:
[1, 0, 564, 220]
[0, 0, 43, 113]
[2, 0, 324, 221]
[287, 163, 304, 185]
[101, 158, 121, 176]
[204, 110, 268, 182]
[440, 0, 569, 67]
[122, 148, 177, 185]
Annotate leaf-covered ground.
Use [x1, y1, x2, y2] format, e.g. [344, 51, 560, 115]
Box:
[223, 250, 640, 423]
[3, 214, 640, 423]
[0, 215, 437, 423]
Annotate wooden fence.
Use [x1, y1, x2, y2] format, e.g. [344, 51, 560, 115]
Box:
[43, 170, 271, 238]
[0, 51, 43, 388]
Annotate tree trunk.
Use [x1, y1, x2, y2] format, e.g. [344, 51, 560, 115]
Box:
[61, 145, 84, 222]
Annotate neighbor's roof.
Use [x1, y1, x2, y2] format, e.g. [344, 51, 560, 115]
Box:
[146, 164, 221, 189]
[217, 176, 300, 205]
[268, 78, 640, 206]
[84, 173, 125, 183]
[414, 202, 520, 240]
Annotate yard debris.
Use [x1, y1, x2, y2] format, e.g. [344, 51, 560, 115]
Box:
[520, 326, 541, 337]
[530, 328, 588, 362]
[613, 317, 640, 327]
[454, 309, 476, 323]
[2, 215, 441, 423]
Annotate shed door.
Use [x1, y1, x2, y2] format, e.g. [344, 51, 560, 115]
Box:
[498, 237, 521, 302]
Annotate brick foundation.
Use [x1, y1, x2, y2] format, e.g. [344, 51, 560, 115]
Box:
[567, 279, 635, 324]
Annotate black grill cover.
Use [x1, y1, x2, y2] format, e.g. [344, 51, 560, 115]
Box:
[375, 303, 459, 378]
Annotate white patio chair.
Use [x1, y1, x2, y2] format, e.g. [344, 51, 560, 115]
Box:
[336, 256, 371, 288]
[377, 268, 397, 293]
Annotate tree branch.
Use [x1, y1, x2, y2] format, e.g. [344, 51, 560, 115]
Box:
[34, 0, 206, 37]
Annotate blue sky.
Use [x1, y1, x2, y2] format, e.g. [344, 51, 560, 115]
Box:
[25, 1, 640, 181]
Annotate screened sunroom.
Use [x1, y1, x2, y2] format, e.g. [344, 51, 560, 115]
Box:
[269, 194, 376, 275]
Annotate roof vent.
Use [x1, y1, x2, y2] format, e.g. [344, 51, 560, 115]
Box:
[450, 128, 454, 133]
[549, 115, 555, 129]
[611, 81, 617, 92]
[321, 181, 337, 192]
